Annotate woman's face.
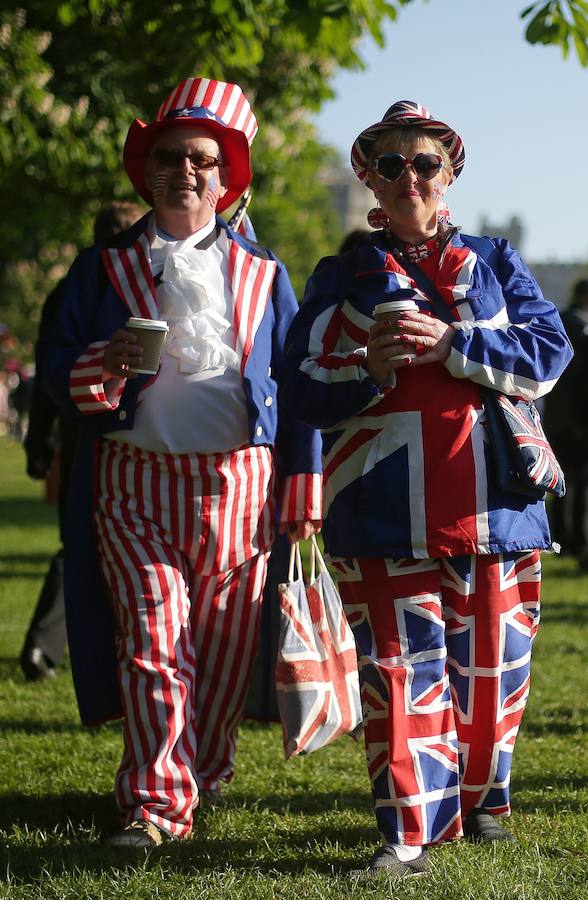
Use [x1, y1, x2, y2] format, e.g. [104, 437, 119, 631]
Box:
[369, 136, 450, 235]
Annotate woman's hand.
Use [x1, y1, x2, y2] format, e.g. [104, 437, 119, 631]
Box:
[103, 329, 143, 379]
[395, 311, 454, 366]
[366, 320, 413, 385]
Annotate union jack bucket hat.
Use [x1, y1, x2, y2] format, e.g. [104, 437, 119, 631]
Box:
[351, 100, 465, 186]
[123, 77, 258, 213]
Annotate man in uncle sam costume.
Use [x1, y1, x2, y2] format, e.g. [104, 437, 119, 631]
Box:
[41, 76, 322, 848]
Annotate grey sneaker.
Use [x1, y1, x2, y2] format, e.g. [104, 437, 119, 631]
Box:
[351, 845, 429, 879]
[464, 809, 516, 844]
[107, 819, 176, 849]
[20, 646, 56, 681]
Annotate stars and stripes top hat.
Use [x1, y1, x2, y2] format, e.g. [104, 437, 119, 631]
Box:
[123, 77, 258, 213]
[350, 100, 465, 186]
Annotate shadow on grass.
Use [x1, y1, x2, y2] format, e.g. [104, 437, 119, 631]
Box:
[0, 792, 373, 880]
[0, 789, 374, 832]
[0, 552, 56, 580]
[523, 716, 587, 737]
[0, 719, 103, 735]
[0, 497, 58, 530]
[0, 791, 117, 835]
[540, 600, 588, 625]
[512, 772, 588, 812]
[223, 788, 373, 816]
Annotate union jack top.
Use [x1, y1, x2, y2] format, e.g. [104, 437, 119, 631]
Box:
[281, 231, 572, 559]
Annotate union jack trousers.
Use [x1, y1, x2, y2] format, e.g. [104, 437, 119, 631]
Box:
[94, 438, 274, 837]
[332, 551, 541, 846]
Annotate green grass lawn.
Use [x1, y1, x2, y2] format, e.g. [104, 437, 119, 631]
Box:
[0, 434, 586, 899]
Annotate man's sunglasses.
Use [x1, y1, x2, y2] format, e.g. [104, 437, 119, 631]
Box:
[151, 148, 224, 170]
[372, 152, 443, 182]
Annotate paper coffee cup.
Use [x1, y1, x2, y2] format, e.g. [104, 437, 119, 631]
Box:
[125, 317, 169, 375]
[373, 300, 419, 322]
[372, 300, 418, 361]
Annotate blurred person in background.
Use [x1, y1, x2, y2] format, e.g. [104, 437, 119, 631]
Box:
[0, 324, 15, 435]
[20, 202, 145, 681]
[6, 360, 33, 441]
[338, 229, 371, 255]
[282, 100, 571, 879]
[543, 278, 588, 565]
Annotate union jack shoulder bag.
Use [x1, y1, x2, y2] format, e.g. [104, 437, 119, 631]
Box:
[480, 388, 566, 500]
[275, 536, 362, 759]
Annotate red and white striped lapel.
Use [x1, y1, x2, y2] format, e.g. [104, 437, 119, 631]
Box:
[228, 239, 277, 374]
[101, 227, 159, 320]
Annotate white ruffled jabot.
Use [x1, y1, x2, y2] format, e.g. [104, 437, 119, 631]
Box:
[155, 244, 238, 376]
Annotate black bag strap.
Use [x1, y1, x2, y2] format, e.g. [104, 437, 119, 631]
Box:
[389, 233, 497, 324]
[388, 246, 454, 325]
[392, 243, 501, 409]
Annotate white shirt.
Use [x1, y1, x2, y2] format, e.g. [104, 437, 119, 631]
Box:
[107, 216, 250, 454]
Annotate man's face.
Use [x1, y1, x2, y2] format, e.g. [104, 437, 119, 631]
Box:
[144, 125, 228, 219]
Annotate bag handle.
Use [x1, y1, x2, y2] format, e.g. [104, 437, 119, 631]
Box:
[287, 541, 304, 583]
[309, 534, 328, 582]
[287, 536, 327, 584]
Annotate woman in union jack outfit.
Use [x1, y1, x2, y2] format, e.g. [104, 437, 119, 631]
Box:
[282, 101, 572, 879]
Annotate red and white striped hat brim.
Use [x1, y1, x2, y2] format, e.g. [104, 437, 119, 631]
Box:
[124, 77, 258, 213]
[351, 100, 465, 186]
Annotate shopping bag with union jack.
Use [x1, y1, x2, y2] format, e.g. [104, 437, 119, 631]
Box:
[275, 536, 362, 758]
[482, 388, 566, 500]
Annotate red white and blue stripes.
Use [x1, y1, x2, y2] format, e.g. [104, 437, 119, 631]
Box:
[69, 341, 125, 414]
[74, 223, 277, 414]
[351, 99, 466, 185]
[279, 472, 322, 525]
[102, 231, 159, 320]
[157, 77, 258, 146]
[228, 240, 277, 373]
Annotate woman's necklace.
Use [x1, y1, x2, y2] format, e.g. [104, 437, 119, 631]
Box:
[401, 233, 440, 263]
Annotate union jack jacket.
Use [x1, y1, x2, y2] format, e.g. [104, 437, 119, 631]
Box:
[281, 230, 572, 560]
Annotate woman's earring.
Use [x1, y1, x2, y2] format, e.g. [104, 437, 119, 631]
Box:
[437, 201, 451, 225]
[367, 205, 389, 229]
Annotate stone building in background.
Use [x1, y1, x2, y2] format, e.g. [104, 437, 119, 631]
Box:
[478, 215, 588, 308]
[323, 165, 374, 234]
[479, 215, 525, 252]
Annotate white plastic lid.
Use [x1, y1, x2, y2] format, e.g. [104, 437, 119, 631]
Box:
[373, 300, 418, 315]
[126, 317, 169, 331]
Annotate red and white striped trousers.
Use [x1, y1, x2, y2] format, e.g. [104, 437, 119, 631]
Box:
[94, 439, 274, 837]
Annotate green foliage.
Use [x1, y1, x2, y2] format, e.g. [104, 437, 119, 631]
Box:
[521, 1, 588, 63]
[250, 122, 344, 299]
[1, 0, 587, 356]
[0, 0, 411, 355]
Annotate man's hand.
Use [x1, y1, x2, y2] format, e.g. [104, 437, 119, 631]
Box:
[279, 519, 322, 543]
[26, 453, 52, 480]
[103, 329, 143, 379]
